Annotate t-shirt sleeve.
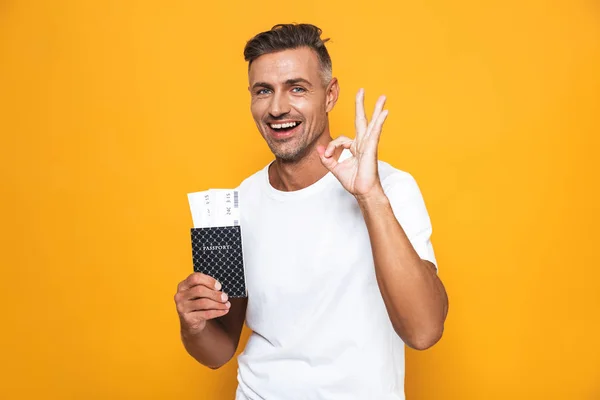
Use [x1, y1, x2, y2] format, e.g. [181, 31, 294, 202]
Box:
[381, 171, 438, 270]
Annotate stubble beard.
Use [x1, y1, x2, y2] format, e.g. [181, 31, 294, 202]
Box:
[269, 136, 309, 162]
[264, 129, 308, 162]
[263, 121, 327, 163]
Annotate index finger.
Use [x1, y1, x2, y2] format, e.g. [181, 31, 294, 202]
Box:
[355, 88, 367, 136]
[178, 272, 221, 292]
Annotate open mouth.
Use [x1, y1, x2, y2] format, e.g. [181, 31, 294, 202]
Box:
[268, 121, 302, 137]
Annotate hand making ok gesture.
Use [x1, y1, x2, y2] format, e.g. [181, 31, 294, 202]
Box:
[317, 88, 389, 199]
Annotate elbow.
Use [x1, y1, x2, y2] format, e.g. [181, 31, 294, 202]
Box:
[409, 332, 443, 351]
[203, 356, 232, 370]
[398, 324, 445, 351]
[188, 352, 233, 371]
[204, 353, 236, 370]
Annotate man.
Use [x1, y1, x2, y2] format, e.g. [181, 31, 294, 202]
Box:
[174, 23, 449, 399]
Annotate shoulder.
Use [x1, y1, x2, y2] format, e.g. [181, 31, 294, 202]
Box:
[235, 161, 270, 193]
[376, 159, 433, 217]
[377, 159, 422, 196]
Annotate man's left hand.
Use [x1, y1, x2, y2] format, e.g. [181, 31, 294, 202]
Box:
[317, 88, 388, 200]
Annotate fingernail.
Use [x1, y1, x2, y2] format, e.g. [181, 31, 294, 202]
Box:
[226, 301, 231, 308]
[221, 293, 228, 302]
[215, 281, 222, 290]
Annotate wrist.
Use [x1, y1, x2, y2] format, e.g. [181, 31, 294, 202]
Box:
[355, 185, 389, 210]
[180, 319, 207, 340]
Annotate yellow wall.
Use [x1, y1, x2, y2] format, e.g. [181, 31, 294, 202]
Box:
[1, 1, 599, 399]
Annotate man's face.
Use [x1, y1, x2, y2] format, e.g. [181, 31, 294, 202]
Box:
[248, 47, 337, 162]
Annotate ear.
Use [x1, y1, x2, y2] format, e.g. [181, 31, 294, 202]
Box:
[325, 77, 340, 113]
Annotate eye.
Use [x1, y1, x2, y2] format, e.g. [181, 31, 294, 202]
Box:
[291, 87, 306, 93]
[256, 88, 272, 95]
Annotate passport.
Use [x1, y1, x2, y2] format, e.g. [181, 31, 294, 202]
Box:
[187, 189, 247, 298]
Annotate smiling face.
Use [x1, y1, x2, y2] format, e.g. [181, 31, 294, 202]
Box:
[248, 47, 339, 162]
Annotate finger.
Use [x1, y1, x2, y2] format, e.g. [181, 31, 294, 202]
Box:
[368, 109, 389, 147]
[196, 309, 230, 320]
[187, 284, 229, 303]
[367, 95, 386, 135]
[355, 88, 367, 137]
[178, 272, 221, 292]
[324, 136, 353, 158]
[317, 145, 338, 172]
[183, 298, 232, 314]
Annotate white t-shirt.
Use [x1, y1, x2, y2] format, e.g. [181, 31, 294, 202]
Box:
[234, 150, 437, 400]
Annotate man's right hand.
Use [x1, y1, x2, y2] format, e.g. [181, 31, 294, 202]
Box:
[174, 272, 231, 335]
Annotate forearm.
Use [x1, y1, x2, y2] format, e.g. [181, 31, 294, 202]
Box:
[180, 319, 237, 369]
[357, 189, 448, 350]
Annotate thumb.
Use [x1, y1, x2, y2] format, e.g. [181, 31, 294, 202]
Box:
[317, 145, 337, 171]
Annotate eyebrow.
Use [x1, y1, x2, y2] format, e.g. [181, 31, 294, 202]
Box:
[285, 78, 313, 87]
[251, 78, 313, 90]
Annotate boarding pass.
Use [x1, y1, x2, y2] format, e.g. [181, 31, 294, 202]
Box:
[187, 189, 240, 228]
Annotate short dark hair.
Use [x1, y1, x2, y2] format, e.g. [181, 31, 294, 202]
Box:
[243, 23, 332, 84]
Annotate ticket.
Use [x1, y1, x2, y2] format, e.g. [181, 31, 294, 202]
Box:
[187, 190, 214, 228]
[210, 189, 240, 227]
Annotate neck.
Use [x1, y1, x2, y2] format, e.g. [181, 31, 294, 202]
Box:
[268, 132, 343, 192]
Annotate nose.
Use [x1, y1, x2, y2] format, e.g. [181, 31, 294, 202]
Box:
[268, 91, 291, 118]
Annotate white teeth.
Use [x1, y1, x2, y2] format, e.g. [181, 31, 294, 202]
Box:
[270, 122, 299, 129]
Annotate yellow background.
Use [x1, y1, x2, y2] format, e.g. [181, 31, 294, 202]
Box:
[1, 1, 599, 399]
